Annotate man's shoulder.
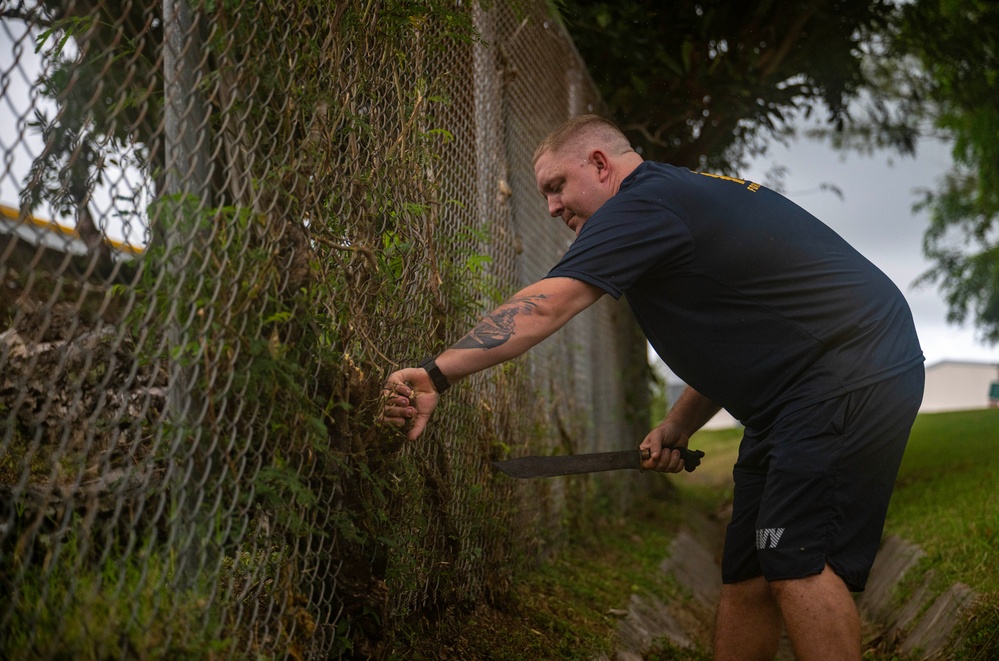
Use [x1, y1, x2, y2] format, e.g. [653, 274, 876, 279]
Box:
[624, 161, 689, 186]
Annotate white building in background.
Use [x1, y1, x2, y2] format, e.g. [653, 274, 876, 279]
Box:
[921, 360, 999, 413]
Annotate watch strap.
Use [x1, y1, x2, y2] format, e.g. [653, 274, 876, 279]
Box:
[418, 356, 451, 394]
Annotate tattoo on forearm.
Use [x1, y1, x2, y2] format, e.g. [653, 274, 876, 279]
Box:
[452, 294, 548, 350]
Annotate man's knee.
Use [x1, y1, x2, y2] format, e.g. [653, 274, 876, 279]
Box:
[715, 577, 782, 661]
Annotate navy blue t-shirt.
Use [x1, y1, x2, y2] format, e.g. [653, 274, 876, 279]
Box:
[546, 161, 923, 430]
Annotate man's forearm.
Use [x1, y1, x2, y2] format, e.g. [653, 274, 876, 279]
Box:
[431, 277, 603, 386]
[451, 292, 551, 351]
[434, 293, 565, 383]
[665, 385, 722, 436]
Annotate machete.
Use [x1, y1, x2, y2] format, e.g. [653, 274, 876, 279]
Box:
[493, 446, 705, 479]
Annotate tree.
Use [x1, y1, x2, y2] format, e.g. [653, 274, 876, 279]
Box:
[559, 0, 894, 171]
[836, 0, 999, 344]
[895, 0, 999, 344]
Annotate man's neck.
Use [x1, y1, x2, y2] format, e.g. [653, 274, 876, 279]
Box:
[610, 152, 645, 194]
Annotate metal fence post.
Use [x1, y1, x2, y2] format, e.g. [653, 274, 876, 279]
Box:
[162, 0, 212, 583]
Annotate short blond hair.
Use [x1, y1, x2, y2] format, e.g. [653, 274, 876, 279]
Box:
[532, 115, 632, 166]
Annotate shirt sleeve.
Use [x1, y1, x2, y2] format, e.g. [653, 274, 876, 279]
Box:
[545, 193, 694, 300]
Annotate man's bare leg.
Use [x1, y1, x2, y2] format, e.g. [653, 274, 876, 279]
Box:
[714, 576, 782, 661]
[770, 564, 862, 661]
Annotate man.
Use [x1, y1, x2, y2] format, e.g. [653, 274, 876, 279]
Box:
[381, 115, 924, 660]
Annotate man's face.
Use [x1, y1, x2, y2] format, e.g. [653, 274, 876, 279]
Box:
[534, 148, 608, 236]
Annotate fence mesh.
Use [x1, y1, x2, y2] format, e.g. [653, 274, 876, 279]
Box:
[0, 1, 650, 657]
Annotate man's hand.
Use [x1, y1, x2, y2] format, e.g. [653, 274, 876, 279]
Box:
[380, 368, 439, 440]
[640, 421, 690, 473]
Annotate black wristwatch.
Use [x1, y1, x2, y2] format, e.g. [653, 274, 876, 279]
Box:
[419, 356, 451, 394]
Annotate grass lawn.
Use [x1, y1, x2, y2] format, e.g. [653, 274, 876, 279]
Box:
[881, 408, 999, 659]
[887, 408, 999, 594]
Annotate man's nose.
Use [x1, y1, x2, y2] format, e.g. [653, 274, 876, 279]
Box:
[547, 196, 562, 217]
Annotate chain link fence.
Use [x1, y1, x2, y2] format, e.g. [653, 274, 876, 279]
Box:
[1, 1, 650, 657]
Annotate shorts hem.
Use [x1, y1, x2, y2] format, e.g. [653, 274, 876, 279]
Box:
[722, 561, 867, 593]
[760, 561, 826, 585]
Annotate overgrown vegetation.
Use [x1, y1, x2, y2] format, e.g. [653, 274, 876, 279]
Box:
[1, 1, 503, 657]
[2, 522, 323, 660]
[5, 542, 234, 660]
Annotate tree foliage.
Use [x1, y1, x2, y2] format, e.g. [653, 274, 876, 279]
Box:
[559, 0, 894, 171]
[843, 0, 999, 344]
[897, 0, 999, 343]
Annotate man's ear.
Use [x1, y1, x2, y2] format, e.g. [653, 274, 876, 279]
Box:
[589, 149, 611, 181]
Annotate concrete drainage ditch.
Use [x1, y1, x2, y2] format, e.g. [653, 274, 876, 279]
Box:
[857, 535, 978, 658]
[600, 521, 978, 660]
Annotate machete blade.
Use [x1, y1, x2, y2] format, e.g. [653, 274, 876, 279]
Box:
[493, 449, 641, 479]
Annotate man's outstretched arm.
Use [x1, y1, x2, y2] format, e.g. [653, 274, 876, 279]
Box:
[381, 277, 604, 439]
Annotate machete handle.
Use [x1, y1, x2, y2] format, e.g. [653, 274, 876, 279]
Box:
[640, 446, 705, 472]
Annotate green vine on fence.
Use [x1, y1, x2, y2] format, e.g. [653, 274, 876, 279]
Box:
[0, 0, 559, 657]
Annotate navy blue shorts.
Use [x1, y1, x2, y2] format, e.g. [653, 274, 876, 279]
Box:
[721, 364, 924, 592]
